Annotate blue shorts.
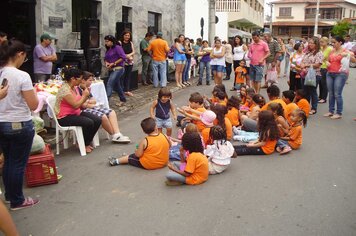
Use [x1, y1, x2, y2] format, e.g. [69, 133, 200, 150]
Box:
[211, 65, 225, 73]
[156, 117, 172, 129]
[249, 65, 264, 82]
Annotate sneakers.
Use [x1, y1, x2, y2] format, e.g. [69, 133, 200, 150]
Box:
[10, 197, 39, 211]
[108, 156, 120, 166]
[112, 133, 131, 144]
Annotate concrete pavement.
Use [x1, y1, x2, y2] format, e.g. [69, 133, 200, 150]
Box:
[3, 70, 356, 236]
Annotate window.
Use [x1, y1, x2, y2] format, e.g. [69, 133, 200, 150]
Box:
[122, 6, 132, 23]
[278, 27, 289, 35]
[279, 7, 291, 17]
[148, 11, 161, 34]
[72, 0, 99, 32]
[301, 27, 309, 36]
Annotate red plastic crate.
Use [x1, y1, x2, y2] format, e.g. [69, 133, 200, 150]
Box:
[25, 144, 58, 187]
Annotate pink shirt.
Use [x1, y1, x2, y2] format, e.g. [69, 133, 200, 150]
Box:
[249, 40, 269, 66]
[327, 49, 345, 73]
[57, 88, 81, 119]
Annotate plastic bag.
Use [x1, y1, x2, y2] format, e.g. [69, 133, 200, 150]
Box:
[32, 116, 44, 133]
[340, 54, 350, 73]
[30, 134, 45, 155]
[304, 66, 316, 87]
[266, 66, 278, 83]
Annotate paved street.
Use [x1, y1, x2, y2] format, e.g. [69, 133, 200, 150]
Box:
[4, 70, 356, 236]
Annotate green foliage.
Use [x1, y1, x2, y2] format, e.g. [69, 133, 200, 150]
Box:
[331, 20, 351, 38]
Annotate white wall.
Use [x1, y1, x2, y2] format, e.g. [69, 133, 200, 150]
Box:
[273, 3, 306, 22]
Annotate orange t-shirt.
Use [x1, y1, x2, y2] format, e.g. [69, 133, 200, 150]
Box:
[235, 66, 247, 84]
[213, 117, 233, 140]
[185, 152, 209, 185]
[297, 99, 310, 118]
[201, 127, 212, 146]
[146, 38, 170, 61]
[288, 125, 302, 149]
[139, 133, 170, 169]
[261, 139, 277, 155]
[226, 107, 240, 127]
[191, 107, 206, 132]
[285, 103, 299, 124]
[261, 98, 288, 117]
[243, 101, 255, 111]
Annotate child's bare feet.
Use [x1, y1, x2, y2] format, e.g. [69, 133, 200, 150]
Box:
[280, 146, 292, 155]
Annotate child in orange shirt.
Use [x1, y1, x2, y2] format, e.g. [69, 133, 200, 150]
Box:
[200, 110, 217, 145]
[211, 104, 233, 141]
[295, 89, 310, 118]
[239, 85, 247, 104]
[267, 102, 289, 138]
[282, 90, 299, 124]
[234, 110, 279, 155]
[276, 109, 307, 155]
[226, 95, 241, 127]
[210, 85, 228, 105]
[233, 60, 247, 90]
[241, 88, 256, 112]
[178, 92, 206, 132]
[109, 117, 170, 169]
[166, 132, 209, 185]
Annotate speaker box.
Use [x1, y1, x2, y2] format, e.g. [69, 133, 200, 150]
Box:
[85, 48, 102, 77]
[129, 70, 138, 90]
[80, 18, 100, 49]
[116, 22, 132, 39]
[59, 52, 87, 71]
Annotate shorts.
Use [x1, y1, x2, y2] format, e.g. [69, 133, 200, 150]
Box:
[249, 65, 264, 82]
[83, 107, 112, 118]
[156, 117, 172, 129]
[208, 161, 228, 175]
[174, 60, 186, 65]
[128, 153, 144, 168]
[211, 65, 225, 73]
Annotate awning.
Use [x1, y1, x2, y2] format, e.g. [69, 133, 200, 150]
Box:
[305, 4, 340, 9]
[228, 28, 252, 38]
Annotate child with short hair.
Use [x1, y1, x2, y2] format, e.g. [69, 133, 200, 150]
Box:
[166, 132, 209, 185]
[205, 126, 234, 174]
[268, 102, 289, 137]
[233, 60, 247, 91]
[226, 95, 241, 127]
[276, 109, 307, 155]
[178, 92, 206, 132]
[295, 89, 310, 118]
[282, 90, 299, 124]
[234, 110, 279, 155]
[150, 88, 177, 136]
[108, 117, 170, 169]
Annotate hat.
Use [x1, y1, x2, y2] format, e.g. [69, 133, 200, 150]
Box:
[200, 110, 216, 126]
[157, 32, 163, 37]
[40, 33, 53, 41]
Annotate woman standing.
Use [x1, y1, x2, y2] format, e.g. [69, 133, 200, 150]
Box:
[173, 34, 187, 88]
[0, 40, 39, 210]
[319, 37, 332, 104]
[119, 31, 135, 97]
[289, 43, 304, 91]
[301, 37, 323, 115]
[232, 36, 247, 71]
[210, 39, 226, 85]
[324, 36, 349, 119]
[276, 37, 286, 78]
[197, 40, 211, 86]
[182, 37, 194, 86]
[104, 35, 127, 106]
[223, 40, 233, 82]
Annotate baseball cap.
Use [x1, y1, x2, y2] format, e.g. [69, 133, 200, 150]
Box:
[200, 110, 216, 126]
[40, 33, 53, 41]
[157, 32, 163, 37]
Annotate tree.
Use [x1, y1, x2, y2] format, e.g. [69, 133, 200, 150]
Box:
[331, 20, 351, 38]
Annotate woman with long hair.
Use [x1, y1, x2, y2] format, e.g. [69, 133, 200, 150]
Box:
[182, 37, 194, 86]
[210, 38, 226, 85]
[119, 30, 135, 97]
[173, 34, 187, 88]
[289, 42, 304, 91]
[319, 37, 332, 104]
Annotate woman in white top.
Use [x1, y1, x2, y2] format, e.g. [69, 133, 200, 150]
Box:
[232, 35, 247, 71]
[0, 40, 39, 210]
[210, 39, 226, 85]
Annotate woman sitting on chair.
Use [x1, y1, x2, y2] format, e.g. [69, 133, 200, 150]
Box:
[54, 67, 101, 153]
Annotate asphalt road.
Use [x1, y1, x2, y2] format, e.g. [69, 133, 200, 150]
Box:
[5, 70, 356, 236]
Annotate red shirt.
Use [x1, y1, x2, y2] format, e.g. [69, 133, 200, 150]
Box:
[327, 49, 346, 73]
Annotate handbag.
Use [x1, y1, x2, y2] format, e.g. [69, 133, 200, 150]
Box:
[304, 66, 317, 87]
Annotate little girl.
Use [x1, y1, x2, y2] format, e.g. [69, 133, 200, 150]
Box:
[166, 132, 209, 186]
[267, 102, 289, 137]
[241, 88, 256, 112]
[234, 110, 279, 155]
[204, 126, 235, 175]
[239, 85, 247, 104]
[211, 104, 233, 140]
[276, 109, 307, 154]
[150, 88, 177, 136]
[226, 95, 241, 127]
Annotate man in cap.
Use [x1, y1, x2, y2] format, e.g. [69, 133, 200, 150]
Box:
[33, 33, 57, 82]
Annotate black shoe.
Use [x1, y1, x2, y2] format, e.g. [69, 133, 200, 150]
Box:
[206, 82, 210, 85]
[197, 82, 202, 86]
[223, 78, 230, 80]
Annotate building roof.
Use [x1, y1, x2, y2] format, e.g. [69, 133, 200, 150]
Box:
[305, 4, 341, 8]
[268, 21, 334, 26]
[271, 0, 353, 4]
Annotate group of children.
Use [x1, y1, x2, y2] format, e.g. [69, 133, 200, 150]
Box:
[108, 83, 311, 186]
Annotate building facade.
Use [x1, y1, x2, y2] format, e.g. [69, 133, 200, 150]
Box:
[268, 0, 356, 39]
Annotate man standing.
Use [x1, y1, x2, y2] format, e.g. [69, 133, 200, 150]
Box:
[146, 32, 170, 88]
[262, 32, 281, 88]
[342, 34, 353, 50]
[249, 31, 270, 94]
[33, 33, 57, 82]
[140, 32, 154, 85]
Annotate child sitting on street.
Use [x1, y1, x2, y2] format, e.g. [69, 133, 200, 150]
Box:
[108, 117, 170, 169]
[166, 132, 209, 186]
[295, 89, 310, 118]
[226, 95, 241, 127]
[267, 102, 289, 137]
[204, 126, 235, 175]
[178, 92, 206, 132]
[282, 90, 299, 124]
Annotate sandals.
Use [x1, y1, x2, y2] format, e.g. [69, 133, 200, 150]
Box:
[309, 110, 317, 115]
[323, 112, 333, 117]
[125, 91, 134, 96]
[115, 101, 125, 107]
[330, 114, 342, 120]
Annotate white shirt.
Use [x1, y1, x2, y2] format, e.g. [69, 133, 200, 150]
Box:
[204, 140, 234, 166]
[210, 47, 225, 66]
[342, 41, 353, 50]
[233, 45, 245, 61]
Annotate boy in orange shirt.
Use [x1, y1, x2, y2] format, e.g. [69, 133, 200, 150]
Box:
[282, 90, 299, 124]
[109, 117, 170, 169]
[295, 89, 310, 118]
[166, 132, 209, 185]
[233, 60, 247, 90]
[177, 92, 206, 132]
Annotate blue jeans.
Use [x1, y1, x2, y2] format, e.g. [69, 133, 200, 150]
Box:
[106, 68, 126, 102]
[0, 120, 35, 207]
[141, 55, 152, 83]
[152, 60, 167, 87]
[182, 58, 191, 82]
[326, 72, 347, 115]
[199, 61, 211, 83]
[166, 161, 186, 183]
[304, 75, 321, 111]
[276, 139, 290, 149]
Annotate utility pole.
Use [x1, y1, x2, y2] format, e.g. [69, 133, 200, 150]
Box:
[314, 0, 320, 36]
[208, 0, 216, 44]
[267, 2, 273, 33]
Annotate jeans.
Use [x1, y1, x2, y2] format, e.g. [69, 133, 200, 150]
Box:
[225, 61, 232, 79]
[249, 65, 264, 82]
[326, 72, 347, 115]
[0, 120, 35, 207]
[234, 145, 265, 155]
[166, 161, 186, 183]
[58, 113, 101, 146]
[182, 58, 191, 83]
[242, 117, 258, 132]
[152, 60, 167, 87]
[199, 61, 211, 83]
[106, 68, 126, 102]
[304, 75, 321, 111]
[319, 68, 328, 100]
[276, 139, 290, 149]
[121, 64, 133, 92]
[141, 56, 152, 84]
[289, 71, 303, 91]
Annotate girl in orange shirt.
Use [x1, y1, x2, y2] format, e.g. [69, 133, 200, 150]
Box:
[234, 110, 279, 155]
[239, 85, 247, 104]
[267, 102, 289, 138]
[211, 104, 233, 140]
[276, 109, 307, 155]
[226, 95, 241, 127]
